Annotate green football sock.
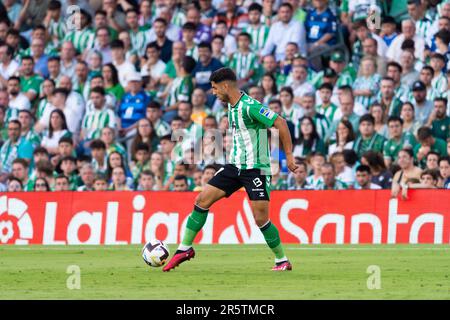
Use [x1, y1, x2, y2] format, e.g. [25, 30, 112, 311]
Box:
[260, 221, 286, 260]
[181, 205, 209, 247]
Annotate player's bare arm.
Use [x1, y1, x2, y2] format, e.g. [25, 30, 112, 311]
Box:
[273, 116, 298, 173]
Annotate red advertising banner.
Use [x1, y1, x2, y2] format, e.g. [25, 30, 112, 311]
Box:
[0, 190, 448, 245]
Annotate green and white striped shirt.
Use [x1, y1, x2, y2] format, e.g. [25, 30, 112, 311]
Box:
[353, 74, 381, 109]
[415, 18, 432, 42]
[36, 98, 52, 120]
[64, 28, 95, 53]
[228, 51, 259, 81]
[81, 107, 116, 140]
[165, 75, 193, 107]
[432, 73, 448, 96]
[129, 28, 152, 56]
[49, 19, 67, 46]
[228, 93, 277, 170]
[243, 24, 270, 53]
[186, 45, 199, 61]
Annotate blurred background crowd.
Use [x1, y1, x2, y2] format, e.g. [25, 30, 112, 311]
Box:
[0, 0, 449, 193]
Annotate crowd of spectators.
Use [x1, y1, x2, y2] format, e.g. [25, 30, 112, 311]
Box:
[0, 0, 449, 194]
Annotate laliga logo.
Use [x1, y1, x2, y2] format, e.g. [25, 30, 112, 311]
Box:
[0, 196, 33, 244]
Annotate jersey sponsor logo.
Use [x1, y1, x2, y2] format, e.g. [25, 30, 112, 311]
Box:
[243, 97, 255, 104]
[253, 178, 263, 188]
[259, 107, 274, 119]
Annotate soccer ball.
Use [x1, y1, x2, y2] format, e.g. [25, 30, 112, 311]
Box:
[142, 240, 170, 267]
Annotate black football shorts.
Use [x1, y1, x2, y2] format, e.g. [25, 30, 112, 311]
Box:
[207, 164, 271, 200]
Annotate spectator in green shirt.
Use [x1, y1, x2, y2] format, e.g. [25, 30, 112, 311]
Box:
[427, 97, 449, 141]
[383, 115, 417, 168]
[353, 114, 386, 159]
[414, 126, 448, 167]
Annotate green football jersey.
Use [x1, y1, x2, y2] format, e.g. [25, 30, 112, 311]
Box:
[228, 93, 278, 170]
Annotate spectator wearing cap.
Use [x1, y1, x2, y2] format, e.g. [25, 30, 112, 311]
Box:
[117, 71, 151, 148]
[305, 0, 337, 53]
[111, 39, 137, 88]
[386, 19, 426, 63]
[315, 51, 356, 90]
[427, 97, 449, 141]
[383, 115, 418, 167]
[400, 49, 420, 88]
[315, 67, 340, 107]
[353, 114, 386, 159]
[261, 2, 307, 61]
[414, 126, 448, 167]
[430, 53, 448, 95]
[407, 0, 433, 42]
[411, 80, 434, 125]
[380, 16, 398, 47]
[360, 37, 387, 77]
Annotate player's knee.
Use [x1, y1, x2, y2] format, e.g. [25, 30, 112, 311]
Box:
[195, 192, 211, 209]
[254, 217, 269, 227]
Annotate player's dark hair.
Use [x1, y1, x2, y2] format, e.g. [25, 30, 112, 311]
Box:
[209, 67, 237, 83]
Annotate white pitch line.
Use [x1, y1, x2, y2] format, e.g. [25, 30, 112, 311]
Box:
[2, 246, 450, 251]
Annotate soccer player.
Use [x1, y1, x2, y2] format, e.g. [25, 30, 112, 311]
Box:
[163, 68, 297, 272]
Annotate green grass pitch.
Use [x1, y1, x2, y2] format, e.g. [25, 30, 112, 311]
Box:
[1, 245, 449, 299]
